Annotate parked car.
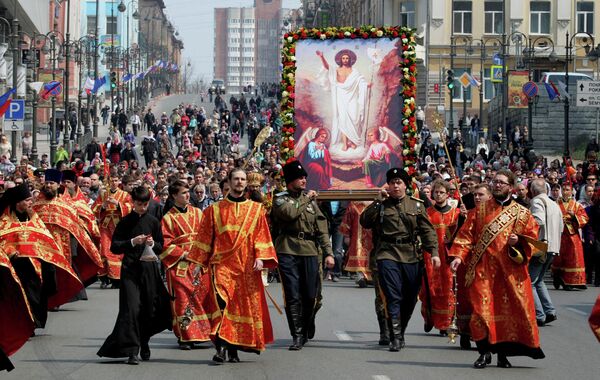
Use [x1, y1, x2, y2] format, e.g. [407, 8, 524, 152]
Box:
[540, 72, 593, 84]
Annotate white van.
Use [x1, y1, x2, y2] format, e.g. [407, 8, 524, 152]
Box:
[540, 72, 593, 84]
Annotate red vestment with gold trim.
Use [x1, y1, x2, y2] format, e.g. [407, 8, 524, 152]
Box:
[33, 196, 101, 285]
[92, 188, 132, 279]
[161, 206, 211, 343]
[553, 198, 588, 287]
[420, 205, 460, 330]
[61, 188, 100, 242]
[0, 246, 35, 357]
[339, 202, 372, 276]
[449, 199, 544, 358]
[188, 198, 277, 351]
[0, 209, 83, 309]
[590, 294, 600, 342]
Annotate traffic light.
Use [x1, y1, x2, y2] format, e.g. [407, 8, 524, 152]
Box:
[110, 72, 117, 89]
[446, 70, 455, 91]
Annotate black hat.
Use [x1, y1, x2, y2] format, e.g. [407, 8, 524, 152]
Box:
[33, 168, 45, 177]
[282, 160, 308, 184]
[61, 169, 77, 183]
[45, 168, 62, 183]
[4, 183, 32, 205]
[386, 167, 411, 187]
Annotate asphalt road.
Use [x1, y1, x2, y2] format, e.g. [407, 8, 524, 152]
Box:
[4, 276, 599, 380]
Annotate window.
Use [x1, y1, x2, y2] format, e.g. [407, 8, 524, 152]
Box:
[530, 1, 550, 34]
[484, 1, 503, 34]
[399, 1, 415, 28]
[452, 68, 472, 101]
[87, 16, 97, 35]
[483, 68, 497, 101]
[577, 2, 594, 34]
[106, 16, 117, 35]
[453, 1, 472, 34]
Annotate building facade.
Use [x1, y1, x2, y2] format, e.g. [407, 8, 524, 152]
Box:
[302, 0, 600, 135]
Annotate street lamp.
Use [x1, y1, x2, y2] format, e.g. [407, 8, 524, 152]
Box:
[475, 37, 503, 150]
[0, 16, 18, 163]
[525, 36, 556, 147]
[564, 32, 598, 158]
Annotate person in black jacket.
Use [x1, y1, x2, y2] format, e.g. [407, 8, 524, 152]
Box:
[84, 137, 102, 164]
[97, 186, 171, 365]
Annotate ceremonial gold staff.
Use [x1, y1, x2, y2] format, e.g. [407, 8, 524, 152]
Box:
[242, 126, 272, 170]
[447, 271, 459, 344]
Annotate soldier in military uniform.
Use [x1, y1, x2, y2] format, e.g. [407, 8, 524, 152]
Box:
[271, 161, 335, 351]
[360, 168, 439, 352]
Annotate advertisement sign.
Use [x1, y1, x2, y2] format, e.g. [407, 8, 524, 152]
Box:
[37, 69, 64, 107]
[507, 71, 529, 109]
[99, 34, 121, 47]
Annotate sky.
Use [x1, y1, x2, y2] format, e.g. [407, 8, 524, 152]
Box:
[164, 0, 302, 84]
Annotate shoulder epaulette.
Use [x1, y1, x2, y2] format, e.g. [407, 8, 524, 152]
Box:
[275, 191, 288, 197]
[411, 196, 424, 203]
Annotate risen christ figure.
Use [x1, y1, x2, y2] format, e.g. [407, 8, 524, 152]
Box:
[316, 49, 370, 153]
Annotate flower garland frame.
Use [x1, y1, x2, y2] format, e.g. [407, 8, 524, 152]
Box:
[279, 25, 418, 176]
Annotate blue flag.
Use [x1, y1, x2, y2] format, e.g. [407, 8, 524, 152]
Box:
[544, 81, 560, 101]
[0, 88, 16, 117]
[122, 73, 133, 83]
[92, 75, 107, 93]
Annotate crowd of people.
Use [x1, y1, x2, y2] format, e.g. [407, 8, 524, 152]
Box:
[1, 91, 600, 372]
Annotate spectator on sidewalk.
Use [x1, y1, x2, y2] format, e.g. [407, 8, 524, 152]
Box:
[85, 137, 102, 164]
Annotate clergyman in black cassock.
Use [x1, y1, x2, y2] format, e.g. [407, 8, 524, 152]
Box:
[97, 186, 171, 365]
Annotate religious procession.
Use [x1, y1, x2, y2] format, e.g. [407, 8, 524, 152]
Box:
[1, 2, 600, 378]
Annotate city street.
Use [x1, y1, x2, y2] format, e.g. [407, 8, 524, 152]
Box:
[4, 277, 598, 380]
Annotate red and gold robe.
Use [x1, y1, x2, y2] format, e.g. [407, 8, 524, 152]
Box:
[449, 199, 544, 358]
[0, 209, 83, 309]
[61, 187, 100, 242]
[33, 196, 102, 285]
[0, 246, 35, 358]
[553, 198, 588, 287]
[590, 294, 600, 342]
[161, 206, 211, 343]
[420, 204, 460, 331]
[92, 188, 132, 279]
[188, 198, 278, 351]
[339, 202, 372, 277]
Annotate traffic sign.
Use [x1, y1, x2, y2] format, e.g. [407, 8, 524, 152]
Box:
[5, 99, 25, 120]
[492, 53, 503, 65]
[576, 80, 600, 108]
[3, 120, 24, 132]
[522, 81, 539, 98]
[47, 81, 63, 96]
[491, 65, 503, 83]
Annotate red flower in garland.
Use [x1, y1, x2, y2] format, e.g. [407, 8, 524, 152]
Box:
[362, 32, 369, 39]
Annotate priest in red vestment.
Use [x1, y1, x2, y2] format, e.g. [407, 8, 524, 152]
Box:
[590, 294, 600, 342]
[449, 170, 544, 369]
[188, 168, 278, 364]
[339, 201, 372, 284]
[553, 182, 589, 289]
[92, 175, 132, 288]
[34, 169, 102, 292]
[0, 246, 35, 372]
[60, 169, 100, 242]
[420, 180, 460, 335]
[161, 180, 211, 350]
[0, 184, 83, 326]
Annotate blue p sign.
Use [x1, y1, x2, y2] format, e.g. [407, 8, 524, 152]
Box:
[6, 99, 25, 120]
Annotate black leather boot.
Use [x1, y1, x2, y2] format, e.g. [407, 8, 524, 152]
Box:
[473, 352, 492, 369]
[376, 311, 390, 346]
[227, 347, 240, 363]
[287, 304, 303, 351]
[212, 339, 227, 364]
[389, 319, 402, 352]
[497, 353, 512, 368]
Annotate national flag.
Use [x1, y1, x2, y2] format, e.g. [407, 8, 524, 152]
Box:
[122, 73, 133, 83]
[28, 81, 44, 93]
[544, 81, 560, 101]
[468, 75, 481, 87]
[0, 87, 16, 117]
[84, 77, 95, 91]
[557, 80, 570, 99]
[92, 75, 107, 93]
[40, 82, 61, 100]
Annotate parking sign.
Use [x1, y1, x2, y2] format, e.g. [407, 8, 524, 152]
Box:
[5, 99, 25, 120]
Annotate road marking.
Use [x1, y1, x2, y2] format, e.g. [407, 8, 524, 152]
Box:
[334, 330, 353, 341]
[565, 307, 588, 316]
[372, 376, 390, 380]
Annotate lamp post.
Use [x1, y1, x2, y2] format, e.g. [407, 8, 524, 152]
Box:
[564, 32, 596, 158]
[458, 36, 473, 137]
[475, 38, 503, 149]
[50, 34, 59, 165]
[63, 0, 72, 150]
[525, 36, 556, 147]
[449, 35, 456, 138]
[118, 0, 139, 112]
[92, 0, 100, 138]
[0, 16, 16, 163]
